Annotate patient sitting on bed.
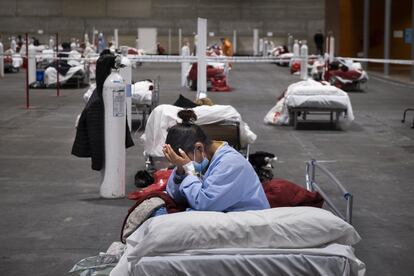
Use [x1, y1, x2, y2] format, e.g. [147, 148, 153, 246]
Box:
[153, 109, 270, 216]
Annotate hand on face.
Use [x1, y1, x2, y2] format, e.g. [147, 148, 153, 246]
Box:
[162, 144, 192, 168]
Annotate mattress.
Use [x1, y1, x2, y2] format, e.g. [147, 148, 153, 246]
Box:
[286, 85, 350, 110]
[264, 80, 355, 125]
[132, 245, 365, 276]
[110, 207, 363, 276]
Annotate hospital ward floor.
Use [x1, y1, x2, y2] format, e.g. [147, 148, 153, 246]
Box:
[0, 63, 413, 276]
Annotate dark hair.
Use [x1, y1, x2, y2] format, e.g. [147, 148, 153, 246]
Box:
[95, 53, 115, 97]
[165, 109, 211, 154]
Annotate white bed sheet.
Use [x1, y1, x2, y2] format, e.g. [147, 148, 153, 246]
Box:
[44, 65, 84, 85]
[264, 79, 354, 125]
[131, 81, 153, 105]
[132, 244, 365, 276]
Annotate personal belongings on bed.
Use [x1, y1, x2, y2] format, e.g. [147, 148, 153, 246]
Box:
[248, 151, 278, 182]
[121, 197, 165, 243]
[324, 58, 368, 91]
[32, 43, 88, 88]
[263, 179, 324, 208]
[68, 242, 125, 276]
[401, 108, 414, 128]
[173, 94, 198, 108]
[264, 79, 354, 129]
[134, 170, 154, 188]
[3, 49, 23, 73]
[210, 74, 231, 92]
[121, 191, 188, 243]
[128, 170, 173, 200]
[71, 53, 134, 171]
[248, 151, 323, 207]
[187, 62, 231, 92]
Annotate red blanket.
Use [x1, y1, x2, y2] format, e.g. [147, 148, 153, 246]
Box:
[263, 178, 324, 208]
[128, 170, 173, 200]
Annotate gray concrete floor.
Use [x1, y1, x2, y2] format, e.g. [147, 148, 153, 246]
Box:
[0, 63, 413, 276]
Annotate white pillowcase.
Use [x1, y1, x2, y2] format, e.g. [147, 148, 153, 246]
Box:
[117, 207, 360, 271]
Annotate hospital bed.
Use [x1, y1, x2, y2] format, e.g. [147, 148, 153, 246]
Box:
[289, 107, 347, 129]
[264, 79, 355, 129]
[110, 159, 365, 276]
[131, 78, 160, 128]
[3, 50, 23, 73]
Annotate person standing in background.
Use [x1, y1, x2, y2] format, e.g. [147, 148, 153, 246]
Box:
[313, 30, 324, 55]
[181, 40, 191, 87]
[220, 37, 233, 57]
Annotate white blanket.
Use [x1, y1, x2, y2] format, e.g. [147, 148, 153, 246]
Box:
[44, 65, 84, 86]
[141, 104, 257, 157]
[110, 207, 362, 276]
[264, 79, 354, 125]
[131, 80, 153, 105]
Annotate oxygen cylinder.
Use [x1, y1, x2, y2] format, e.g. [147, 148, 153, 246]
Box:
[28, 45, 36, 85]
[329, 36, 335, 63]
[259, 38, 264, 55]
[287, 34, 293, 53]
[293, 40, 300, 58]
[0, 42, 4, 78]
[300, 40, 308, 80]
[119, 47, 132, 131]
[49, 37, 54, 49]
[84, 33, 90, 47]
[114, 29, 119, 49]
[100, 67, 126, 198]
[11, 37, 17, 53]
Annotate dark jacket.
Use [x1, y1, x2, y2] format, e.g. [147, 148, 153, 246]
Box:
[71, 54, 134, 171]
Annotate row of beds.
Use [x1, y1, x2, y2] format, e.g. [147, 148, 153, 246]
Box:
[101, 78, 366, 275]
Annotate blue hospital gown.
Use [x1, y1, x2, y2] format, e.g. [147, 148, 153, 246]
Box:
[166, 142, 270, 212]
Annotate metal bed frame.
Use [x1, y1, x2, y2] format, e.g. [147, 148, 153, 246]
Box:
[131, 77, 160, 128]
[288, 107, 347, 129]
[401, 108, 414, 128]
[306, 159, 353, 224]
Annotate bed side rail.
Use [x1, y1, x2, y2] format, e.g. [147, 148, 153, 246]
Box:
[306, 159, 353, 224]
[151, 76, 160, 110]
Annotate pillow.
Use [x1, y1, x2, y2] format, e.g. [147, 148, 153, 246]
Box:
[173, 94, 198, 108]
[123, 207, 361, 264]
